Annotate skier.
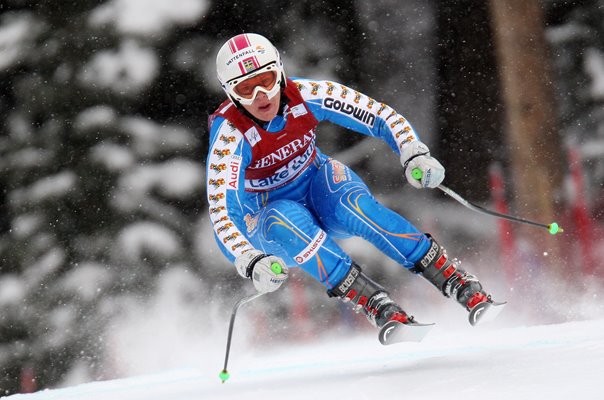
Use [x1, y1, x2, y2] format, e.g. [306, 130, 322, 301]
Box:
[207, 33, 502, 344]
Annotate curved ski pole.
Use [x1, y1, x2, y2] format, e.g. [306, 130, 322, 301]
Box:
[411, 168, 562, 235]
[219, 291, 265, 383]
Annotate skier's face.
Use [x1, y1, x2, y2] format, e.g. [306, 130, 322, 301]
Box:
[241, 88, 281, 122]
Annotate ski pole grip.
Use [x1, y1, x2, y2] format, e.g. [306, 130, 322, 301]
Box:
[411, 168, 423, 181]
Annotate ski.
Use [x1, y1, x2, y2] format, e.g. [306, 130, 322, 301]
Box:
[379, 320, 435, 345]
[468, 300, 507, 326]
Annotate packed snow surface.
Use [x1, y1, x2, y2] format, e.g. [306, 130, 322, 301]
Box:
[6, 318, 604, 400]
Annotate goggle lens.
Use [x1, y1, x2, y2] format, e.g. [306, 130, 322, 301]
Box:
[233, 71, 277, 99]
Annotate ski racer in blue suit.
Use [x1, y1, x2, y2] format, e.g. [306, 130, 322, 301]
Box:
[207, 33, 500, 337]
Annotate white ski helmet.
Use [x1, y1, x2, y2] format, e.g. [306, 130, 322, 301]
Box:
[216, 33, 285, 105]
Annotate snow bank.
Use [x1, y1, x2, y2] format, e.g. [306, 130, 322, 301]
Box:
[5, 318, 604, 400]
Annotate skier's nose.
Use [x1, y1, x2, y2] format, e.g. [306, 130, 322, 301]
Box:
[255, 91, 268, 100]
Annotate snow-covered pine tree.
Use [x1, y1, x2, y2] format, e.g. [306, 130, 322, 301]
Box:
[0, 1, 209, 393]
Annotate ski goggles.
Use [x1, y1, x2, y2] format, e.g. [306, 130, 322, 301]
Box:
[225, 63, 282, 106]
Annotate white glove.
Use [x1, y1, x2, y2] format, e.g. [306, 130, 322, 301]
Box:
[400, 141, 445, 189]
[235, 250, 288, 293]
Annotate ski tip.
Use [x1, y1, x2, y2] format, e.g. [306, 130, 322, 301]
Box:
[469, 301, 507, 326]
[379, 320, 435, 345]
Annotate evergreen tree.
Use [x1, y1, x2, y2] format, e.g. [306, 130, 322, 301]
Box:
[0, 1, 209, 392]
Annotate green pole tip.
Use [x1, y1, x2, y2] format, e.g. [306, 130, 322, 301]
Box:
[548, 222, 563, 235]
[411, 168, 423, 180]
[271, 262, 282, 274]
[219, 370, 230, 383]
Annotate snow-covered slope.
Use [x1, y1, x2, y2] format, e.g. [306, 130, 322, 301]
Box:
[5, 318, 603, 400]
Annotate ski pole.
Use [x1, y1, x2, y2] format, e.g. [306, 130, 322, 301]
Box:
[219, 262, 283, 383]
[411, 168, 563, 235]
[219, 291, 264, 383]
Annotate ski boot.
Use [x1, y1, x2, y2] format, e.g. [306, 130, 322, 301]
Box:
[328, 263, 434, 345]
[411, 235, 506, 326]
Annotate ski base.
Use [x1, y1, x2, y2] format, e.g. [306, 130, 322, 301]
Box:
[378, 320, 435, 345]
[468, 300, 507, 326]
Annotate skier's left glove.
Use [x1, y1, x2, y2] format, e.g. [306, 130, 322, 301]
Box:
[400, 141, 445, 189]
[235, 250, 288, 293]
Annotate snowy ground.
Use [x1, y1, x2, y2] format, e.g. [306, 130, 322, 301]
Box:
[5, 317, 604, 400]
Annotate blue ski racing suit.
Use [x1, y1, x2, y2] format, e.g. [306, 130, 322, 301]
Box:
[207, 77, 432, 290]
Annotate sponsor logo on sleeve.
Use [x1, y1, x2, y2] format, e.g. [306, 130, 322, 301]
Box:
[339, 85, 349, 99]
[210, 163, 227, 174]
[322, 97, 376, 127]
[227, 155, 242, 190]
[216, 223, 234, 234]
[209, 206, 226, 214]
[220, 134, 237, 144]
[208, 178, 225, 188]
[209, 193, 225, 203]
[326, 81, 335, 95]
[231, 241, 250, 251]
[212, 148, 231, 159]
[222, 232, 241, 243]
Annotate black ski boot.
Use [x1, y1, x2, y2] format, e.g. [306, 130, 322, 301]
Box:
[329, 263, 433, 344]
[411, 235, 505, 325]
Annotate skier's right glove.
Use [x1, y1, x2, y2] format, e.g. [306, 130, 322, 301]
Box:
[235, 250, 288, 293]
